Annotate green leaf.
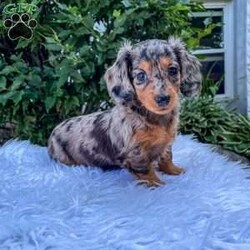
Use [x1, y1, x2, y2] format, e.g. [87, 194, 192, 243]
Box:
[11, 76, 25, 90]
[0, 66, 15, 75]
[45, 96, 57, 112]
[0, 76, 7, 89]
[45, 43, 63, 52]
[28, 74, 42, 86]
[12, 91, 24, 105]
[113, 9, 121, 17]
[71, 96, 80, 107]
[16, 40, 30, 49]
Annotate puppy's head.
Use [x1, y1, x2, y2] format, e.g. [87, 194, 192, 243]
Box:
[104, 37, 201, 115]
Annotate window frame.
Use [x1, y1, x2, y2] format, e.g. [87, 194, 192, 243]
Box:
[192, 0, 234, 99]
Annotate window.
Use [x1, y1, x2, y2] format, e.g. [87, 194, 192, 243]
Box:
[192, 1, 234, 97]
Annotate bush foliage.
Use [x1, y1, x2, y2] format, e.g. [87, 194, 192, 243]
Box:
[180, 82, 250, 158]
[0, 0, 205, 145]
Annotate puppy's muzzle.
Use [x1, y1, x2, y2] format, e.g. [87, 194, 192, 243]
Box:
[155, 94, 170, 107]
[112, 86, 134, 103]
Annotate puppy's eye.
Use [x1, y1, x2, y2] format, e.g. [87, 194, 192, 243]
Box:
[136, 72, 147, 84]
[168, 67, 178, 76]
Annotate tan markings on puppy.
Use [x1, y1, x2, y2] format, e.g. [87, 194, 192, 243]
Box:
[133, 59, 163, 114]
[138, 60, 152, 73]
[158, 148, 185, 175]
[135, 81, 179, 115]
[159, 161, 185, 175]
[133, 125, 172, 151]
[165, 85, 179, 111]
[160, 56, 171, 69]
[133, 57, 180, 115]
[136, 82, 160, 113]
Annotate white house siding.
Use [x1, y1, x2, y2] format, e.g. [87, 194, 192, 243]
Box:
[234, 0, 247, 115]
[247, 0, 250, 117]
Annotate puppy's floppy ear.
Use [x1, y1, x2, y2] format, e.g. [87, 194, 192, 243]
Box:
[168, 37, 202, 97]
[104, 42, 135, 105]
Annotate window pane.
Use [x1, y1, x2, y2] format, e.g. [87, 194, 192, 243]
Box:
[192, 9, 223, 49]
[200, 53, 224, 94]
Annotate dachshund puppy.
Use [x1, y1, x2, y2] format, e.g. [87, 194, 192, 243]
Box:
[48, 37, 201, 187]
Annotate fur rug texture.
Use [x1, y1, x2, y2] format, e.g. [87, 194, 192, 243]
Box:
[0, 135, 249, 250]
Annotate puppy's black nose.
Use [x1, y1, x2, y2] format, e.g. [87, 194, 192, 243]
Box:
[155, 95, 170, 106]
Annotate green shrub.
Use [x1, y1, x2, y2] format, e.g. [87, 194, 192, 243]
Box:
[180, 82, 250, 158]
[0, 0, 206, 145]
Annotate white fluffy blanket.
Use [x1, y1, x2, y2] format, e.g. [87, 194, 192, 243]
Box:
[0, 135, 250, 250]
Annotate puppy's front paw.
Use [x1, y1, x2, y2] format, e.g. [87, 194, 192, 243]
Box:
[137, 176, 165, 187]
[130, 165, 165, 187]
[159, 163, 185, 175]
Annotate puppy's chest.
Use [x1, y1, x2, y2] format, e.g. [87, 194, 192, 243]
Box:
[133, 123, 176, 152]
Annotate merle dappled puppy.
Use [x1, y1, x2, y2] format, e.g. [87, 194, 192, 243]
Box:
[48, 37, 201, 187]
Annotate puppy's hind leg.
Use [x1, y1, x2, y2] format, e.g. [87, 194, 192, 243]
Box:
[48, 135, 77, 166]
